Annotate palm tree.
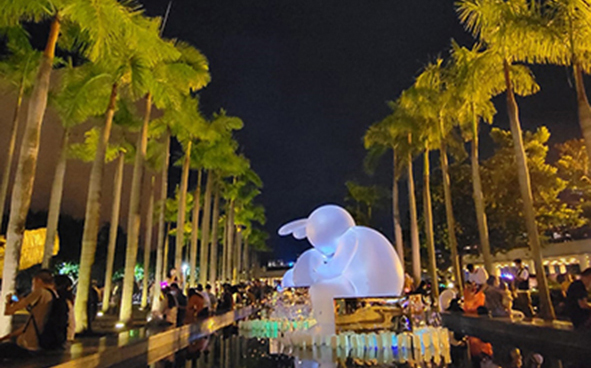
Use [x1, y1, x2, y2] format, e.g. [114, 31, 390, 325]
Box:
[200, 172, 214, 285]
[226, 168, 263, 281]
[449, 42, 538, 274]
[152, 131, 170, 312]
[175, 139, 192, 282]
[190, 111, 244, 284]
[235, 200, 265, 280]
[42, 62, 118, 267]
[102, 152, 125, 313]
[75, 16, 180, 332]
[401, 64, 464, 294]
[140, 175, 155, 309]
[69, 121, 130, 314]
[188, 170, 202, 287]
[457, 0, 555, 319]
[0, 0, 140, 331]
[209, 177, 221, 285]
[515, 0, 591, 163]
[399, 86, 443, 298]
[406, 133, 421, 285]
[0, 29, 40, 233]
[364, 117, 406, 268]
[120, 37, 209, 324]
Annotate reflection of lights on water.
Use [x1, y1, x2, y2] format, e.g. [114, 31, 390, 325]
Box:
[97, 311, 104, 317]
[115, 322, 125, 329]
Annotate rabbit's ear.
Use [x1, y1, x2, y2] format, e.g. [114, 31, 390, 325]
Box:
[278, 219, 308, 239]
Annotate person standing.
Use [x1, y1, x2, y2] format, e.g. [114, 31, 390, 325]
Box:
[196, 284, 211, 314]
[54, 275, 75, 342]
[513, 259, 534, 318]
[169, 283, 186, 327]
[565, 268, 591, 329]
[205, 284, 217, 313]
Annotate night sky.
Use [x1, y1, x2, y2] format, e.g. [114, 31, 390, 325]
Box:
[0, 1, 583, 264]
[135, 0, 587, 262]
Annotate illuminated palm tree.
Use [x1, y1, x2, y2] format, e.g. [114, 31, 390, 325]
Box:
[449, 42, 539, 274]
[516, 0, 591, 163]
[69, 111, 133, 315]
[457, 0, 555, 319]
[119, 39, 209, 324]
[364, 116, 406, 269]
[0, 29, 40, 233]
[42, 62, 122, 267]
[75, 17, 180, 332]
[189, 111, 244, 285]
[0, 0, 141, 332]
[398, 86, 442, 300]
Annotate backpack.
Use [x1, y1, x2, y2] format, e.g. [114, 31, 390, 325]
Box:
[30, 288, 69, 350]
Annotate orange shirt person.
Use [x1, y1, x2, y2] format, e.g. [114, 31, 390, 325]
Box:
[463, 282, 485, 314]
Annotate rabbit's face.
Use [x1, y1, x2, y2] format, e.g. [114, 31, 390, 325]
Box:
[306, 205, 355, 256]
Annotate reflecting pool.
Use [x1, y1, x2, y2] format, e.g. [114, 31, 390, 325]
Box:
[149, 326, 586, 368]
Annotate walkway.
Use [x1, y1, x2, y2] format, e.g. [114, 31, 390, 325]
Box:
[4, 307, 254, 368]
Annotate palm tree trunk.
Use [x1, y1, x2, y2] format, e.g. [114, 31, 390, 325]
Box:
[471, 107, 493, 275]
[74, 82, 118, 333]
[209, 180, 220, 285]
[199, 172, 214, 285]
[0, 79, 26, 233]
[574, 63, 591, 167]
[235, 228, 243, 281]
[42, 127, 70, 267]
[141, 175, 155, 309]
[438, 122, 463, 293]
[103, 153, 125, 313]
[423, 147, 439, 303]
[232, 228, 241, 283]
[243, 238, 249, 280]
[120, 93, 151, 324]
[152, 132, 170, 311]
[221, 205, 230, 281]
[225, 200, 235, 283]
[503, 59, 555, 320]
[0, 16, 60, 334]
[189, 170, 202, 287]
[162, 223, 170, 281]
[407, 151, 421, 285]
[175, 141, 192, 280]
[392, 150, 404, 269]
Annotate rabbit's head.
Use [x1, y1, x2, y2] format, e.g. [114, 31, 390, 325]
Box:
[278, 205, 355, 256]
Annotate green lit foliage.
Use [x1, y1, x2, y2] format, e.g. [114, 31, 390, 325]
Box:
[555, 139, 591, 220]
[344, 180, 385, 226]
[0, 27, 41, 95]
[431, 127, 585, 253]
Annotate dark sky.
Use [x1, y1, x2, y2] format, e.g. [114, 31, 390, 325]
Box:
[135, 0, 587, 262]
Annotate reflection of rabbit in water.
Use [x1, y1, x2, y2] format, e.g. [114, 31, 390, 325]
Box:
[279, 205, 404, 332]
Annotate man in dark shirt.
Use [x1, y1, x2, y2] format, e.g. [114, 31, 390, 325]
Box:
[565, 268, 591, 329]
[169, 284, 186, 327]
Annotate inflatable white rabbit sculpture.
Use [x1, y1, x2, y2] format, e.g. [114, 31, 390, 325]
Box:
[279, 205, 404, 334]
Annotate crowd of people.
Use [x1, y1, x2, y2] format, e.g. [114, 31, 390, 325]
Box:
[433, 260, 591, 367]
[149, 269, 274, 328]
[0, 266, 274, 363]
[441, 260, 591, 329]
